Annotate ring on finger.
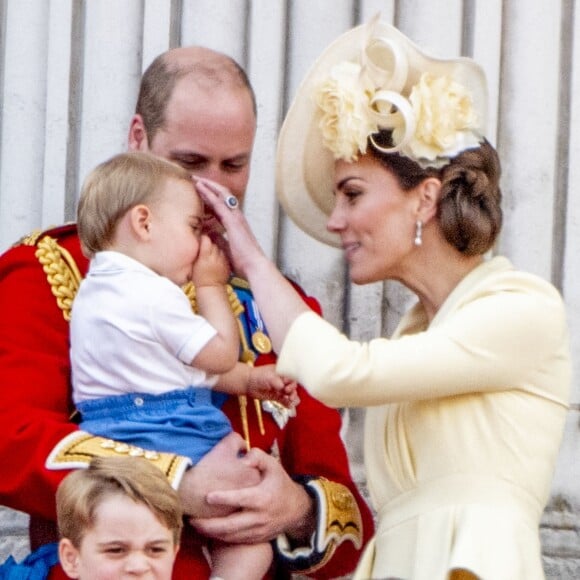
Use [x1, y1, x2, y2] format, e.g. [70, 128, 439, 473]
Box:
[225, 195, 239, 210]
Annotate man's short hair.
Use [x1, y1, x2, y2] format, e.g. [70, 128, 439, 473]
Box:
[136, 47, 257, 141]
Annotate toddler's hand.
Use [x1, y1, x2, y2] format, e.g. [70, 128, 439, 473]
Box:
[247, 364, 299, 408]
[191, 235, 230, 287]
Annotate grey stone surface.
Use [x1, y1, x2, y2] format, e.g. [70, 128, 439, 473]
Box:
[0, 507, 29, 564]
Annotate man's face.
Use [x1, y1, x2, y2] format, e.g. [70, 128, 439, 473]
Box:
[133, 76, 256, 242]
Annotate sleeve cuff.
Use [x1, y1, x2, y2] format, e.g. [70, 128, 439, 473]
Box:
[45, 430, 192, 490]
[273, 475, 364, 573]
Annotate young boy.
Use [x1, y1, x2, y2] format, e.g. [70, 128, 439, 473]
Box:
[70, 151, 293, 579]
[57, 456, 182, 579]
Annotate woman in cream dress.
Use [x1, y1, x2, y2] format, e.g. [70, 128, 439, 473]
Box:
[196, 17, 571, 580]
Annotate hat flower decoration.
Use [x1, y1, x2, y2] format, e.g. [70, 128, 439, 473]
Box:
[276, 16, 488, 247]
[315, 17, 484, 168]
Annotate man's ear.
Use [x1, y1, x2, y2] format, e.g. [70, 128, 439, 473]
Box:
[128, 114, 149, 152]
[128, 205, 152, 241]
[416, 177, 441, 224]
[59, 538, 81, 579]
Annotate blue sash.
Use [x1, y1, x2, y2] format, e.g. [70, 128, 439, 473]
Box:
[0, 542, 59, 579]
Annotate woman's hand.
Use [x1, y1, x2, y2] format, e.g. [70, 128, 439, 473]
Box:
[189, 447, 316, 544]
[194, 177, 268, 279]
[195, 175, 311, 354]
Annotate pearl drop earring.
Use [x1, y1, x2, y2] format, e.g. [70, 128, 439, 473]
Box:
[414, 220, 423, 246]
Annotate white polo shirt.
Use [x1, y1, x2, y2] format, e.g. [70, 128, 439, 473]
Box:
[70, 251, 218, 403]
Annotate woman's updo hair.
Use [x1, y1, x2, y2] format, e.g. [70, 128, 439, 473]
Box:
[369, 132, 502, 256]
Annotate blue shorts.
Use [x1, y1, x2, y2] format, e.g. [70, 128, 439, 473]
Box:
[77, 387, 232, 465]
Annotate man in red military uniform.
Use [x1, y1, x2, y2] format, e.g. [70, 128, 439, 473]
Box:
[0, 46, 373, 578]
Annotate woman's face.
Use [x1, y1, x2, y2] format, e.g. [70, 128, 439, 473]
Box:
[327, 154, 418, 284]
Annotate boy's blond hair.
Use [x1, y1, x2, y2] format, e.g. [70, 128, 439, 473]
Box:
[56, 456, 183, 547]
[77, 151, 193, 258]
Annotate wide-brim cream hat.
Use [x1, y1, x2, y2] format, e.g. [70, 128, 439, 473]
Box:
[276, 16, 488, 247]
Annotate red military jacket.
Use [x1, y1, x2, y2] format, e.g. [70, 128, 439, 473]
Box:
[0, 224, 374, 579]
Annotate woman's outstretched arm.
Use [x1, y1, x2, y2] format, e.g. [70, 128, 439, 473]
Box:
[195, 177, 310, 352]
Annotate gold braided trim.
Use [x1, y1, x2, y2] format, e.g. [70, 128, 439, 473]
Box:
[275, 477, 363, 574]
[46, 431, 192, 490]
[182, 281, 244, 317]
[230, 275, 250, 289]
[296, 478, 363, 573]
[311, 477, 363, 551]
[35, 236, 82, 322]
[182, 281, 197, 312]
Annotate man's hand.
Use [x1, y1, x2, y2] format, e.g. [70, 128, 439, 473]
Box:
[178, 431, 260, 518]
[189, 446, 315, 544]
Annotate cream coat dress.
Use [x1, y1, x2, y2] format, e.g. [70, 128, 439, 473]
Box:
[276, 257, 571, 580]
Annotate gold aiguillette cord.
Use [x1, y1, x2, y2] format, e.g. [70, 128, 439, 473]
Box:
[228, 286, 265, 451]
